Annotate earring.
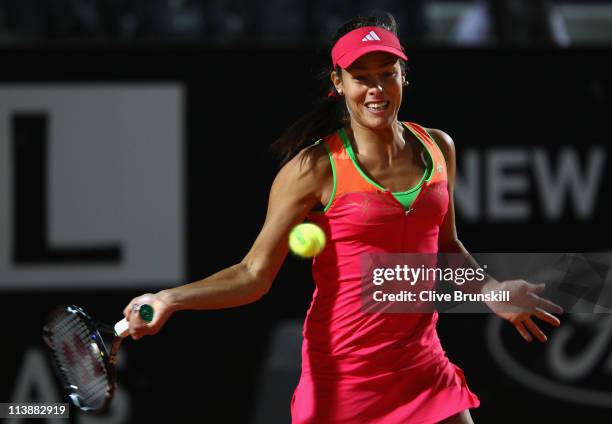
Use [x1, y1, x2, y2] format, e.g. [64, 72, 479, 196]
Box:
[402, 81, 410, 87]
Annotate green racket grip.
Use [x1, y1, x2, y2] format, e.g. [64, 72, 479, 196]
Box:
[139, 304, 155, 322]
[114, 304, 155, 337]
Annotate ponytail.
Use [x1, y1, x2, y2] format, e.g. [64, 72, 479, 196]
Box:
[270, 86, 347, 167]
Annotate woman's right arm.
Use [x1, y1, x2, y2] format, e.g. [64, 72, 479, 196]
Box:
[123, 144, 331, 339]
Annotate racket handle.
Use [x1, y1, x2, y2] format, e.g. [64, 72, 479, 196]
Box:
[115, 319, 130, 337]
[114, 304, 155, 337]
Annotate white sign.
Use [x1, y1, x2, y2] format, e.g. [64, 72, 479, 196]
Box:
[0, 85, 185, 289]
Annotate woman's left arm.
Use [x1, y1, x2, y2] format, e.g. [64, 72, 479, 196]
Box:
[428, 128, 563, 343]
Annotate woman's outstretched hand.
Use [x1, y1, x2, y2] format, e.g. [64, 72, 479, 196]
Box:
[123, 291, 176, 340]
[485, 280, 564, 343]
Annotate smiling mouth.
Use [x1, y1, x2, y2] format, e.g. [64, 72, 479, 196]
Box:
[365, 101, 390, 112]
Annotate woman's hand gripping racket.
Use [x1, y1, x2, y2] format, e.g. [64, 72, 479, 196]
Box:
[42, 304, 154, 413]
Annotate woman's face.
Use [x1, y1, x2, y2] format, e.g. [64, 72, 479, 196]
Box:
[332, 51, 405, 130]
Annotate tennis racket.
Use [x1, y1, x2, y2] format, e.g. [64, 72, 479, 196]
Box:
[42, 304, 154, 413]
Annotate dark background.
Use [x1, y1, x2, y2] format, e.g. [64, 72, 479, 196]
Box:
[0, 45, 610, 423]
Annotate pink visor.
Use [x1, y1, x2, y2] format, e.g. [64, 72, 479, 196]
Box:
[331, 26, 408, 69]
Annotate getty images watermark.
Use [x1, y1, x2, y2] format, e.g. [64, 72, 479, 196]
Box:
[370, 263, 509, 303]
[360, 253, 612, 314]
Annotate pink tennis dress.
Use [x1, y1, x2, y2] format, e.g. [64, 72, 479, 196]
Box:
[290, 122, 480, 423]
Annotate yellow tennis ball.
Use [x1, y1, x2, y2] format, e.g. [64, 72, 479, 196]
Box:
[288, 223, 326, 258]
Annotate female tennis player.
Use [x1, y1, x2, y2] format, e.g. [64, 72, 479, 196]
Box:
[124, 12, 563, 423]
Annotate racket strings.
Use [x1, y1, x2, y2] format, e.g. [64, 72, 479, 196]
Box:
[56, 323, 107, 406]
[45, 311, 109, 409]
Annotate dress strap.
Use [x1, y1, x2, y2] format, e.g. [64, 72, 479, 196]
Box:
[324, 131, 379, 200]
[402, 122, 448, 183]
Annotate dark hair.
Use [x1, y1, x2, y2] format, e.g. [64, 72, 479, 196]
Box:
[270, 11, 404, 166]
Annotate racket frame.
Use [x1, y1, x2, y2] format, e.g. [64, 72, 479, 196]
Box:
[43, 305, 124, 414]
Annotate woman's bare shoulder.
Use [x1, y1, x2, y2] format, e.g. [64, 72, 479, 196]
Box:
[271, 140, 332, 207]
[284, 140, 333, 182]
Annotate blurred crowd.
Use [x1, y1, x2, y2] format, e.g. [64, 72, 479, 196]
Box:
[0, 0, 424, 42]
[0, 0, 606, 46]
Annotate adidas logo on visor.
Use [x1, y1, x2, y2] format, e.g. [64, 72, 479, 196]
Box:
[362, 31, 381, 42]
